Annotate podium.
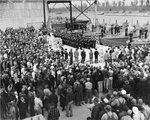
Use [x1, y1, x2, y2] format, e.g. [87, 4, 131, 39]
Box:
[23, 115, 45, 120]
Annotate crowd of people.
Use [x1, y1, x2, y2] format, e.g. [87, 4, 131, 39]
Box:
[0, 26, 150, 120]
[54, 31, 96, 49]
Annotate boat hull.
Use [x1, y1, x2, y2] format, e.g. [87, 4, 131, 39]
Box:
[100, 36, 138, 46]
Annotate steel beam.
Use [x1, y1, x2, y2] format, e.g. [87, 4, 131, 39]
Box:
[47, 1, 71, 4]
[46, 0, 96, 29]
[70, 2, 73, 31]
[63, 3, 70, 11]
[46, 0, 73, 30]
[72, 4, 91, 20]
[43, 0, 46, 27]
[72, 1, 95, 20]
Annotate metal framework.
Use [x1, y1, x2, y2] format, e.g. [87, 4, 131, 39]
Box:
[46, 0, 72, 27]
[44, 0, 97, 28]
[72, 0, 97, 20]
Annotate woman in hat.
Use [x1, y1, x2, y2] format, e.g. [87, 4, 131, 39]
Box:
[132, 107, 145, 120]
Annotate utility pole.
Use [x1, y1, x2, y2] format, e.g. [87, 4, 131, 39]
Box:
[43, 0, 46, 28]
[69, 1, 73, 32]
[94, 0, 97, 26]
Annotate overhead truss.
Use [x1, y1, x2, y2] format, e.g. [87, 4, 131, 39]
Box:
[44, 0, 97, 28]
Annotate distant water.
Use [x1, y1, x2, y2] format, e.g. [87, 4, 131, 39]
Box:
[51, 11, 150, 26]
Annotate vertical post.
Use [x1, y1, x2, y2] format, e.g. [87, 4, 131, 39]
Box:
[81, 0, 83, 12]
[70, 1, 73, 31]
[38, 116, 40, 120]
[43, 0, 46, 27]
[94, 0, 97, 26]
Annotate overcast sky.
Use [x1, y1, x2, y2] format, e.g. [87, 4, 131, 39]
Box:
[72, 0, 143, 6]
[49, 0, 145, 8]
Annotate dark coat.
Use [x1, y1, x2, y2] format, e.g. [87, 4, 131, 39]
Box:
[94, 51, 99, 59]
[81, 51, 86, 58]
[74, 84, 83, 104]
[18, 92, 28, 119]
[49, 94, 58, 107]
[91, 104, 101, 120]
[48, 74, 55, 89]
[59, 87, 66, 107]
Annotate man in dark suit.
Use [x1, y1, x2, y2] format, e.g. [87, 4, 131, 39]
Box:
[81, 49, 86, 64]
[49, 90, 58, 108]
[94, 49, 99, 63]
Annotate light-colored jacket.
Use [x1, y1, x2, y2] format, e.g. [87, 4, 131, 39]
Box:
[133, 112, 145, 120]
[101, 112, 118, 120]
[74, 50, 79, 58]
[34, 97, 43, 115]
[121, 115, 133, 120]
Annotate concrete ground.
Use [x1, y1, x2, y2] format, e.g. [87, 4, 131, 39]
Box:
[58, 93, 106, 120]
[43, 92, 106, 120]
[42, 102, 91, 120]
[58, 103, 91, 120]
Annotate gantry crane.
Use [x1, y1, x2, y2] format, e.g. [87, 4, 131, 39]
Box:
[43, 0, 98, 27]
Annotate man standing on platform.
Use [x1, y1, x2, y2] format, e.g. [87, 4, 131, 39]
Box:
[81, 49, 86, 64]
[89, 49, 93, 64]
[94, 49, 99, 63]
[69, 49, 73, 65]
[64, 49, 68, 61]
[74, 48, 79, 63]
[125, 27, 128, 36]
[139, 29, 142, 39]
[104, 50, 109, 67]
[111, 24, 114, 35]
[128, 32, 133, 49]
[101, 27, 104, 38]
